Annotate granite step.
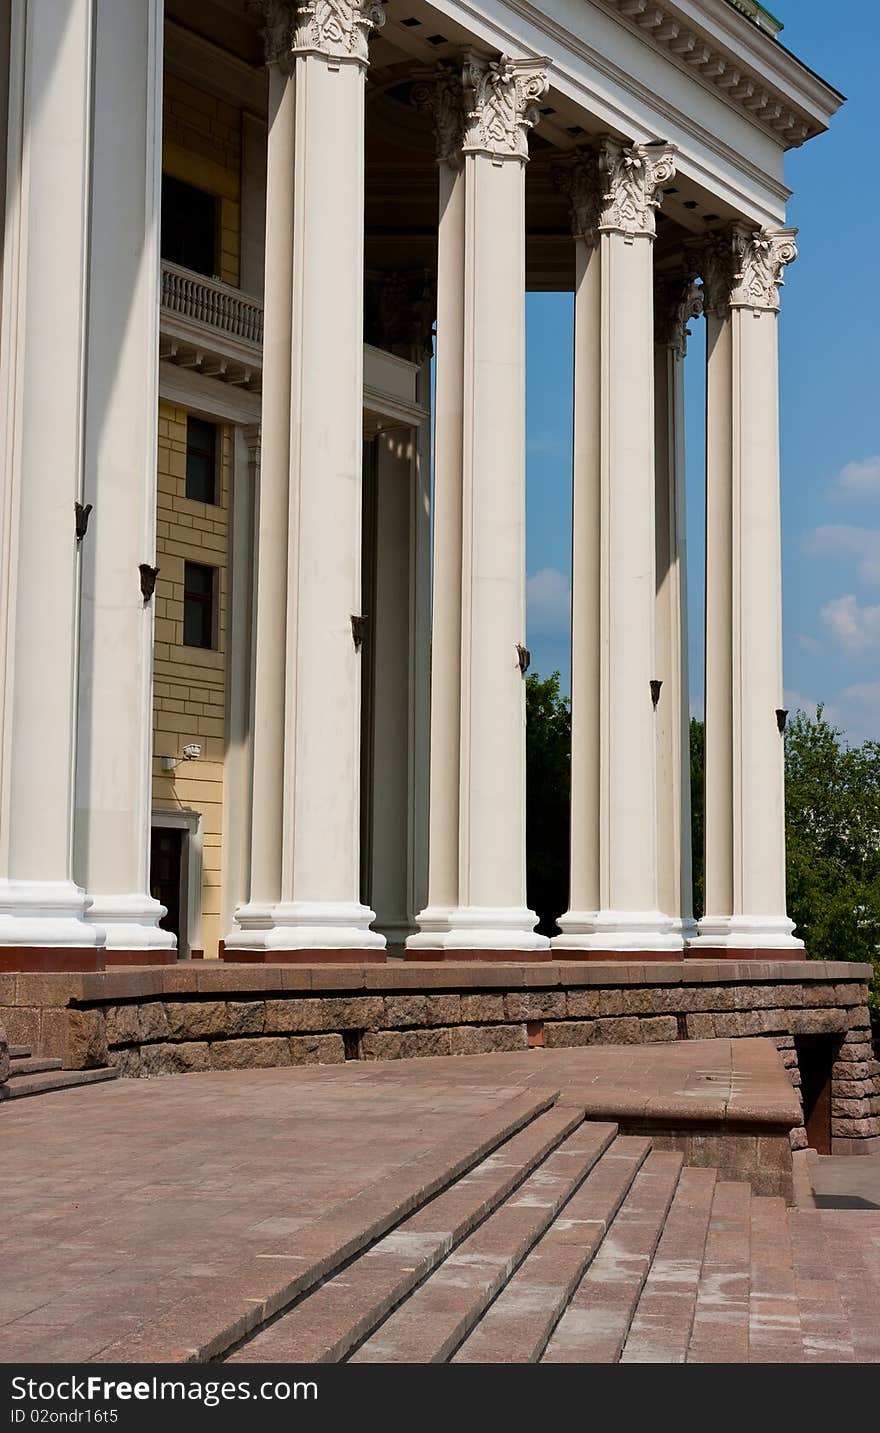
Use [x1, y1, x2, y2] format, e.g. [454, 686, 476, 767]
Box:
[349, 1119, 621, 1363]
[8, 1055, 63, 1077]
[453, 1134, 652, 1363]
[8, 1045, 32, 1060]
[620, 1165, 718, 1363]
[747, 1193, 804, 1363]
[0, 1066, 118, 1100]
[786, 1208, 863, 1363]
[819, 1210, 880, 1363]
[541, 1150, 684, 1363]
[227, 1105, 606, 1364]
[685, 1178, 753, 1363]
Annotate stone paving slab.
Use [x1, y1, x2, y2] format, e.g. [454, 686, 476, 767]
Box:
[0, 1039, 802, 1363]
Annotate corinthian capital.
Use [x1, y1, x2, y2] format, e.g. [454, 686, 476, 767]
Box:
[654, 272, 703, 358]
[461, 54, 550, 162]
[698, 231, 738, 317]
[412, 65, 466, 169]
[248, 0, 297, 66]
[729, 226, 798, 311]
[553, 148, 604, 246]
[292, 0, 385, 66]
[597, 139, 676, 240]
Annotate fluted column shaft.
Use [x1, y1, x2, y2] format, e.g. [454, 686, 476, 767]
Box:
[411, 56, 550, 954]
[74, 0, 173, 958]
[694, 227, 802, 953]
[555, 140, 682, 954]
[653, 274, 700, 941]
[0, 0, 103, 963]
[228, 0, 385, 957]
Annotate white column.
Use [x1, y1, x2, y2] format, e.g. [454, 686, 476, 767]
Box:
[220, 425, 260, 941]
[653, 273, 701, 944]
[555, 139, 682, 954]
[407, 69, 466, 951]
[74, 0, 174, 960]
[552, 155, 602, 940]
[0, 0, 103, 964]
[692, 226, 802, 953]
[440, 55, 550, 954]
[228, 0, 385, 957]
[235, 38, 294, 928]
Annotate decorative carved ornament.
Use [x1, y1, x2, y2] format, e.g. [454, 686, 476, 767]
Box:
[597, 139, 676, 240]
[553, 148, 604, 246]
[412, 66, 466, 169]
[654, 272, 703, 357]
[250, 0, 384, 68]
[730, 225, 797, 311]
[461, 54, 550, 162]
[598, 0, 813, 148]
[699, 225, 797, 314]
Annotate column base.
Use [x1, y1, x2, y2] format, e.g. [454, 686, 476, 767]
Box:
[0, 880, 106, 967]
[688, 915, 804, 956]
[406, 906, 550, 958]
[85, 894, 177, 959]
[225, 900, 386, 959]
[551, 909, 684, 955]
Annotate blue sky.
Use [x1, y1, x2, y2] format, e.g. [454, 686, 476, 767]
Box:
[524, 0, 880, 744]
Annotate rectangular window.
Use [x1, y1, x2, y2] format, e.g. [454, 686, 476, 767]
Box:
[183, 561, 217, 650]
[161, 173, 218, 278]
[185, 416, 219, 504]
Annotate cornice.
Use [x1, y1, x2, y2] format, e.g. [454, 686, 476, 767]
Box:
[597, 0, 842, 149]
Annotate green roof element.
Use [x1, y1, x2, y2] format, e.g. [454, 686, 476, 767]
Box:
[724, 0, 783, 38]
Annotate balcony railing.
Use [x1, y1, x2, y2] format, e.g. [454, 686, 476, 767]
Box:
[160, 261, 263, 347]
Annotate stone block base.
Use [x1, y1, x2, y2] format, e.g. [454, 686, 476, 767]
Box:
[221, 949, 386, 965]
[405, 947, 553, 963]
[0, 948, 106, 972]
[104, 950, 178, 968]
[686, 947, 805, 962]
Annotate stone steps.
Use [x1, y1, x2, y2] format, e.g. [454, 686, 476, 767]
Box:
[350, 1118, 620, 1364]
[541, 1150, 685, 1363]
[228, 1105, 608, 1364]
[2, 1047, 117, 1100]
[453, 1134, 652, 1363]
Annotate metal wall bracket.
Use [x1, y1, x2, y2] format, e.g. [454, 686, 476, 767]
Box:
[74, 502, 93, 542]
[776, 708, 788, 734]
[516, 643, 531, 675]
[650, 678, 663, 709]
[139, 563, 159, 603]
[351, 614, 368, 651]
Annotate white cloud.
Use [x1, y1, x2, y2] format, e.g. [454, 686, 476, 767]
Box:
[833, 455, 880, 498]
[783, 689, 819, 721]
[820, 593, 880, 652]
[526, 567, 571, 638]
[802, 525, 880, 586]
[828, 682, 880, 745]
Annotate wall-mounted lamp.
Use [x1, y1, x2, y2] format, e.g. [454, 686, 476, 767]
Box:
[650, 679, 663, 709]
[160, 743, 202, 773]
[74, 502, 93, 543]
[775, 708, 788, 734]
[516, 643, 531, 675]
[351, 614, 368, 651]
[139, 563, 159, 603]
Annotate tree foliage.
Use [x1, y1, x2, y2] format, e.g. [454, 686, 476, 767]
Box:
[527, 676, 879, 1017]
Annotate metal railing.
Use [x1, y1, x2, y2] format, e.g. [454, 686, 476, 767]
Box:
[160, 261, 263, 347]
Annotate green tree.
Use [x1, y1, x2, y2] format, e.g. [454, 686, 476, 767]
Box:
[690, 706, 880, 1018]
[525, 671, 570, 937]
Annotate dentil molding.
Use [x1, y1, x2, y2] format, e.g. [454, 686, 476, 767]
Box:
[461, 54, 550, 162]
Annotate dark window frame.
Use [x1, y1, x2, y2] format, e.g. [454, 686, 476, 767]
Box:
[160, 172, 219, 279]
[183, 560, 218, 651]
[185, 416, 219, 505]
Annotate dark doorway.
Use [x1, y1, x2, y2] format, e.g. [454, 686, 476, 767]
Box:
[795, 1034, 838, 1155]
[150, 826, 184, 954]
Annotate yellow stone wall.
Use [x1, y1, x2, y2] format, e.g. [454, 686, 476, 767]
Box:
[162, 73, 241, 286]
[152, 403, 230, 959]
[153, 71, 244, 957]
